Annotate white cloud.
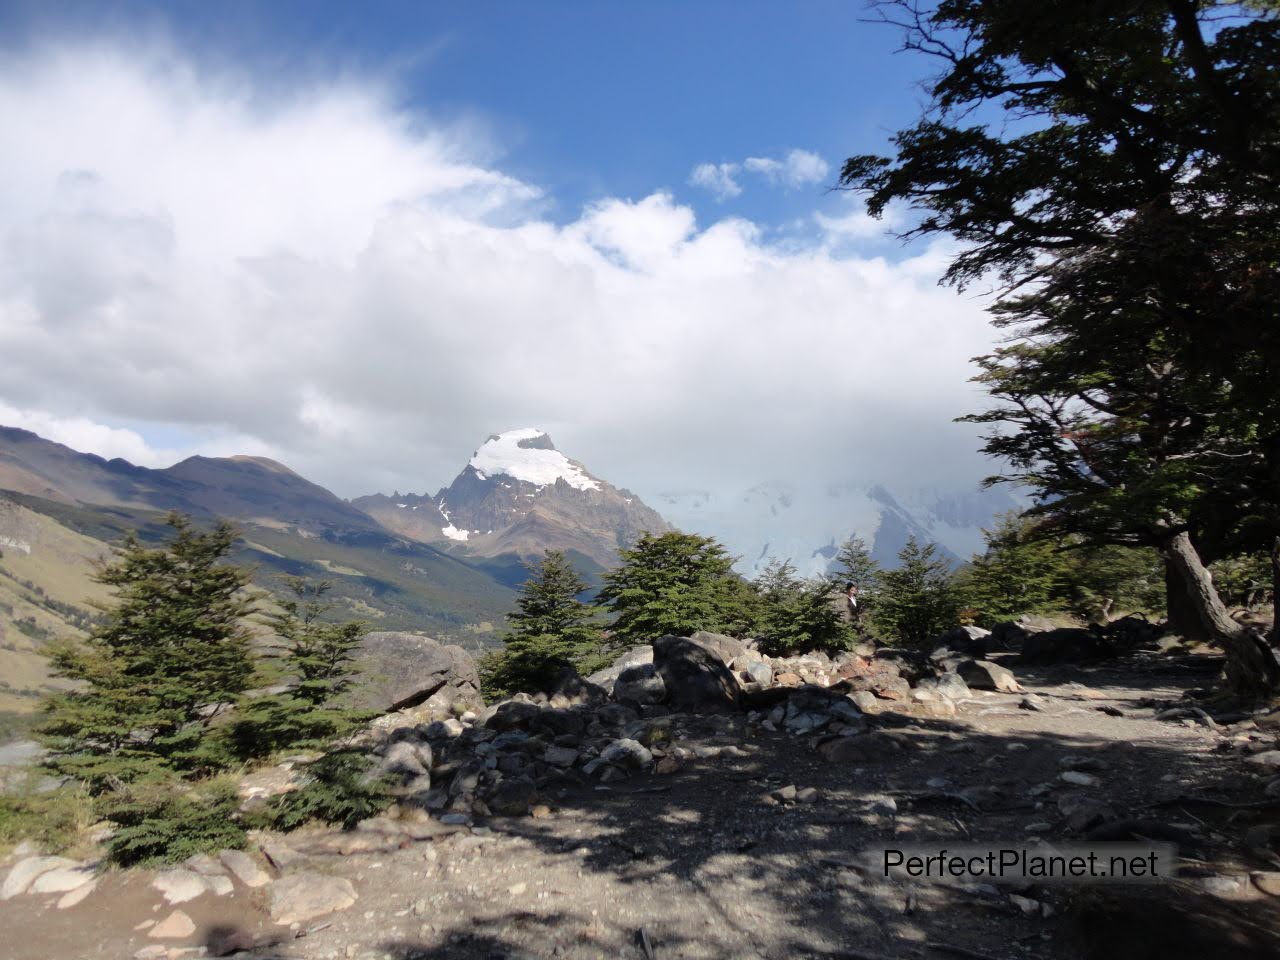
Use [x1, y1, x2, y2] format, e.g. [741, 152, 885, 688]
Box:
[688, 162, 741, 201]
[743, 149, 830, 189]
[0, 43, 997, 516]
[690, 148, 830, 200]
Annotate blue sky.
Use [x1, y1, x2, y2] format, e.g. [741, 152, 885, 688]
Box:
[0, 1, 1002, 565]
[0, 0, 933, 237]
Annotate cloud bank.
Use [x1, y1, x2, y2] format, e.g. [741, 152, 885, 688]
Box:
[0, 43, 998, 513]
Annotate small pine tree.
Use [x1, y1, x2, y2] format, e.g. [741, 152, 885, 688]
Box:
[40, 514, 255, 789]
[952, 512, 1063, 626]
[597, 531, 748, 645]
[873, 536, 958, 648]
[228, 577, 367, 757]
[752, 559, 849, 656]
[480, 551, 603, 697]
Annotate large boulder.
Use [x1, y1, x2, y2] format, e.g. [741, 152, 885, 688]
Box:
[652, 635, 740, 711]
[585, 645, 654, 688]
[1021, 628, 1114, 665]
[352, 632, 482, 714]
[956, 659, 1023, 693]
[687, 631, 752, 666]
[614, 664, 666, 705]
[932, 625, 991, 659]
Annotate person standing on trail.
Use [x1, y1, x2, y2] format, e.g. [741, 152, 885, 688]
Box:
[845, 581, 860, 622]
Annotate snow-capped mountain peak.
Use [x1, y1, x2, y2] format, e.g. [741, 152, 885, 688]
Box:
[468, 428, 601, 492]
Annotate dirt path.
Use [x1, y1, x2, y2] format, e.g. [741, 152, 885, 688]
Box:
[4, 649, 1280, 960]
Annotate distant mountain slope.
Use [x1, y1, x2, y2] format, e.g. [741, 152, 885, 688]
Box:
[355, 428, 672, 572]
[0, 427, 521, 706]
[0, 497, 111, 713]
[0, 426, 380, 533]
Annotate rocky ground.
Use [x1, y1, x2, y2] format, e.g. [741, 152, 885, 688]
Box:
[4, 632, 1280, 960]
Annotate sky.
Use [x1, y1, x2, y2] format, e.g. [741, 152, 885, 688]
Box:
[0, 1, 1002, 507]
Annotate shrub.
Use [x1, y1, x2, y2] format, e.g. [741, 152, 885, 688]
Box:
[99, 779, 246, 867]
[254, 750, 392, 832]
[0, 782, 94, 855]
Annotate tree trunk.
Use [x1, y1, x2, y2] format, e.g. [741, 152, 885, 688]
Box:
[1165, 558, 1212, 642]
[1161, 530, 1280, 697]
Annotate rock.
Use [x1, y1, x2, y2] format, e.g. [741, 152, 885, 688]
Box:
[1247, 750, 1280, 768]
[774, 672, 803, 688]
[1101, 614, 1160, 652]
[848, 690, 880, 713]
[219, 849, 270, 888]
[543, 745, 580, 768]
[150, 909, 196, 939]
[1251, 871, 1280, 896]
[487, 777, 537, 815]
[258, 840, 305, 870]
[818, 732, 905, 764]
[687, 631, 752, 666]
[585, 645, 654, 688]
[56, 879, 97, 909]
[1265, 778, 1280, 799]
[933, 625, 990, 658]
[549, 668, 608, 706]
[600, 738, 653, 769]
[1, 856, 76, 899]
[989, 621, 1029, 650]
[652, 635, 740, 711]
[423, 718, 465, 740]
[267, 872, 358, 925]
[1060, 770, 1101, 787]
[483, 699, 544, 732]
[654, 757, 679, 775]
[733, 655, 773, 687]
[1021, 627, 1113, 665]
[915, 673, 971, 702]
[796, 786, 819, 803]
[869, 797, 898, 816]
[1020, 695, 1048, 712]
[152, 869, 210, 904]
[956, 659, 1022, 693]
[1058, 795, 1117, 832]
[353, 631, 482, 714]
[379, 740, 430, 778]
[614, 664, 666, 705]
[30, 864, 96, 894]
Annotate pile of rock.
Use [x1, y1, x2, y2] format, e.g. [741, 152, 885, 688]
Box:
[322, 629, 1037, 821]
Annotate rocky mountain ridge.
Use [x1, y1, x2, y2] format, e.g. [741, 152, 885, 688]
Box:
[354, 429, 672, 572]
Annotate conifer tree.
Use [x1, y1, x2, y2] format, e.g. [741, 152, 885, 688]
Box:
[597, 531, 746, 644]
[953, 513, 1063, 626]
[40, 514, 255, 789]
[752, 559, 848, 656]
[873, 536, 958, 648]
[481, 551, 602, 697]
[228, 577, 367, 757]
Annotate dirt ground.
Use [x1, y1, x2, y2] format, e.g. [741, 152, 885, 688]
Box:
[4, 648, 1280, 960]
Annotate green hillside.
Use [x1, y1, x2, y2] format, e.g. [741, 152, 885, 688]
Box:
[0, 492, 516, 715]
